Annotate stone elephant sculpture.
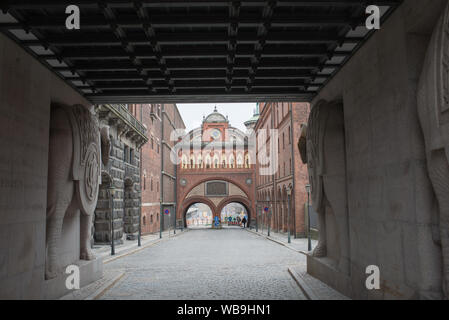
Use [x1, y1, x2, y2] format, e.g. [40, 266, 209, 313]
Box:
[298, 100, 350, 275]
[46, 103, 110, 280]
[417, 3, 449, 299]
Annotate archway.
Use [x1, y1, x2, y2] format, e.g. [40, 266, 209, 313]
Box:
[217, 196, 252, 228]
[220, 202, 249, 228]
[184, 201, 214, 229]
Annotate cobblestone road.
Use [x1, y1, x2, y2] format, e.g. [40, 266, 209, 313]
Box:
[101, 228, 307, 300]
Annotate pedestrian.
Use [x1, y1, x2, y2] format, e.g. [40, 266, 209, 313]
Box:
[242, 216, 247, 228]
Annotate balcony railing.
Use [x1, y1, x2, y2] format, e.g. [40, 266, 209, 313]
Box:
[105, 104, 147, 138]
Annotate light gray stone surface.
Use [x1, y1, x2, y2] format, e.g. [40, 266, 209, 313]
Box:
[0, 31, 96, 299]
[100, 228, 307, 300]
[307, 0, 448, 300]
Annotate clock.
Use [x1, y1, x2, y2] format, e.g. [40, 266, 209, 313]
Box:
[211, 129, 221, 140]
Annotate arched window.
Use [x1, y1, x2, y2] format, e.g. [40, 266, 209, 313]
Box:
[206, 154, 212, 169]
[197, 154, 203, 168]
[181, 154, 188, 169]
[244, 154, 251, 168]
[143, 216, 146, 225]
[237, 154, 243, 168]
[213, 153, 220, 168]
[229, 154, 235, 168]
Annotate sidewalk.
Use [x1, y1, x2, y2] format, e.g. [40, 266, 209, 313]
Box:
[60, 229, 188, 300]
[93, 228, 188, 263]
[246, 228, 350, 300]
[288, 265, 350, 300]
[246, 227, 318, 254]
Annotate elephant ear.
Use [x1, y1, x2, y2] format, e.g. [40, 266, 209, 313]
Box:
[100, 126, 111, 166]
[298, 124, 308, 164]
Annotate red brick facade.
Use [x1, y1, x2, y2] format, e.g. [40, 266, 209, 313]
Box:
[255, 102, 310, 237]
[129, 103, 185, 235]
[175, 109, 256, 226]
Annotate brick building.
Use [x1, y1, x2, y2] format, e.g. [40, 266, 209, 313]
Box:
[128, 103, 185, 235]
[176, 107, 256, 228]
[255, 102, 310, 237]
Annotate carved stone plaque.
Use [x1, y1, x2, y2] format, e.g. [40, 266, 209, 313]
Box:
[205, 181, 228, 196]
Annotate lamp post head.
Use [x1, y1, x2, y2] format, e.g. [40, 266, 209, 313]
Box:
[305, 184, 310, 193]
[286, 185, 292, 196]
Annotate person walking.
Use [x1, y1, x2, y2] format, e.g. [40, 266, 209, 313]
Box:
[241, 216, 247, 228]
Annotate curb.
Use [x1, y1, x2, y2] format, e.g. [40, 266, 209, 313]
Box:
[246, 229, 306, 255]
[86, 272, 126, 300]
[287, 267, 319, 300]
[103, 229, 189, 264]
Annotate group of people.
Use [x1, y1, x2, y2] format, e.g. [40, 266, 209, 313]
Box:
[226, 215, 247, 228]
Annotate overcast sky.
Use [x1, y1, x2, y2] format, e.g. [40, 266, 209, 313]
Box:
[177, 103, 257, 132]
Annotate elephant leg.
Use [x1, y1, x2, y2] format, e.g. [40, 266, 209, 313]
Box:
[323, 175, 351, 275]
[428, 149, 449, 299]
[80, 210, 95, 260]
[313, 208, 327, 257]
[46, 107, 74, 279]
[45, 212, 66, 279]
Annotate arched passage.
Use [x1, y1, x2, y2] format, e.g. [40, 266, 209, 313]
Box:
[181, 196, 217, 228]
[185, 202, 213, 229]
[217, 196, 252, 227]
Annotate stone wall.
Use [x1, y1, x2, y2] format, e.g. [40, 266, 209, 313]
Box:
[94, 107, 142, 244]
[0, 31, 101, 299]
[307, 0, 448, 300]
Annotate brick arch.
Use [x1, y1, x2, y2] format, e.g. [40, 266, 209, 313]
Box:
[216, 196, 252, 222]
[180, 176, 251, 200]
[181, 196, 217, 228]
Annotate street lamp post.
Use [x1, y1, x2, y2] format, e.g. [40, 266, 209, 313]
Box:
[138, 190, 142, 247]
[287, 185, 292, 244]
[256, 203, 259, 232]
[266, 196, 271, 237]
[109, 186, 115, 256]
[305, 184, 312, 252]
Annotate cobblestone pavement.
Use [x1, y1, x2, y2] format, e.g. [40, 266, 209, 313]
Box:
[100, 228, 307, 300]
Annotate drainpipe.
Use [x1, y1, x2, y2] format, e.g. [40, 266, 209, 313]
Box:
[160, 105, 164, 239]
[138, 105, 142, 247]
[289, 103, 296, 238]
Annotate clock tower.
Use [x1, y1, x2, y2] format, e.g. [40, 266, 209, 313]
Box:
[201, 106, 229, 142]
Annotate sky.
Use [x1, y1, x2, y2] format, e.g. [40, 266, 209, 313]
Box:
[177, 103, 257, 132]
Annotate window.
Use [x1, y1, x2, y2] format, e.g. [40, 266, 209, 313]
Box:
[151, 178, 153, 191]
[129, 148, 134, 165]
[157, 181, 159, 192]
[288, 126, 291, 144]
[150, 214, 153, 223]
[282, 133, 285, 150]
[157, 142, 160, 154]
[143, 216, 146, 225]
[151, 137, 154, 149]
[124, 145, 129, 162]
[143, 176, 146, 190]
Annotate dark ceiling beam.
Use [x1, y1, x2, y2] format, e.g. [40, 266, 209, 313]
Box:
[53, 60, 339, 72]
[21, 33, 364, 47]
[134, 1, 173, 93]
[43, 46, 349, 60]
[63, 69, 328, 81]
[2, 0, 401, 9]
[0, 14, 368, 30]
